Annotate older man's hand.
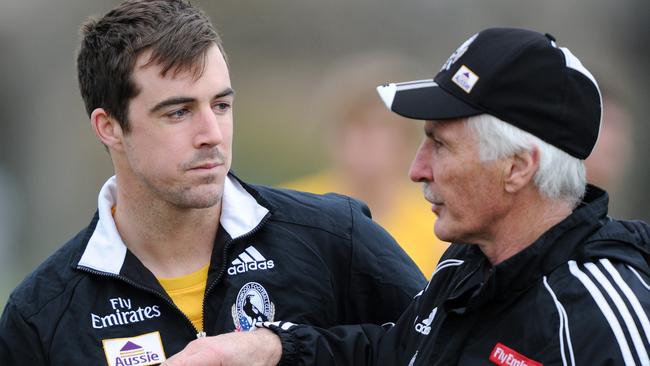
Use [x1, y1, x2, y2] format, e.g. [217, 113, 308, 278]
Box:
[162, 328, 282, 366]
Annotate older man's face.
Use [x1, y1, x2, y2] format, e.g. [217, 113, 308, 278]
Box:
[409, 119, 509, 244]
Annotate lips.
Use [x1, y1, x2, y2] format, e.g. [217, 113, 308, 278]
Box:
[189, 161, 223, 170]
[184, 148, 227, 171]
[196, 162, 220, 169]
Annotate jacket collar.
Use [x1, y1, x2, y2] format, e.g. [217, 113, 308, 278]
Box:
[446, 185, 612, 311]
[486, 185, 609, 298]
[77, 173, 269, 275]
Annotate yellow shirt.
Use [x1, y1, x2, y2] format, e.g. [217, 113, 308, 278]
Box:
[281, 171, 448, 277]
[113, 205, 209, 330]
[158, 264, 209, 331]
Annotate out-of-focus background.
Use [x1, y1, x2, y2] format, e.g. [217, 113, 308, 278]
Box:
[1, 0, 648, 305]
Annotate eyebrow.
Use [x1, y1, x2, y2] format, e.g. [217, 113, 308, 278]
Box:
[149, 87, 235, 114]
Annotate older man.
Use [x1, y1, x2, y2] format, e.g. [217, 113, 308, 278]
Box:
[165, 27, 650, 366]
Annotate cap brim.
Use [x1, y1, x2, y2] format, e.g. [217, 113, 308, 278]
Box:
[377, 79, 483, 120]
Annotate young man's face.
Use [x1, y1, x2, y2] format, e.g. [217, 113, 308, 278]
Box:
[120, 44, 233, 209]
[409, 119, 508, 243]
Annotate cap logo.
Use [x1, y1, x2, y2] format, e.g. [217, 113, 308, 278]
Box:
[441, 33, 478, 71]
[451, 65, 479, 93]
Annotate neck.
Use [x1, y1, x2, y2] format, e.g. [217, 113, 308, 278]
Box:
[112, 176, 222, 278]
[478, 190, 573, 265]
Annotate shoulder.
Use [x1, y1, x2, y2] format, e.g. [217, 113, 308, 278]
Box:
[541, 259, 650, 363]
[544, 258, 650, 318]
[7, 224, 91, 320]
[277, 170, 339, 194]
[248, 182, 373, 238]
[251, 182, 426, 286]
[590, 218, 650, 241]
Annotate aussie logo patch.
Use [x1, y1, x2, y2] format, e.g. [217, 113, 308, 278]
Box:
[231, 282, 276, 331]
[452, 65, 479, 93]
[102, 331, 166, 366]
[489, 343, 542, 366]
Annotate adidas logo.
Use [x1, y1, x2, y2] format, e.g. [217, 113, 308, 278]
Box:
[227, 246, 275, 275]
[414, 307, 437, 335]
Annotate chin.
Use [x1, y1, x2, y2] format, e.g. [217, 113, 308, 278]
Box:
[172, 184, 223, 209]
[433, 222, 456, 243]
[177, 195, 221, 209]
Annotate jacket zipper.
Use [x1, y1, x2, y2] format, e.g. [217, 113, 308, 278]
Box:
[201, 212, 272, 335]
[78, 213, 272, 339]
[76, 266, 203, 338]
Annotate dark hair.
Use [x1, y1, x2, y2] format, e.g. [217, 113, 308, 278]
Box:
[77, 0, 225, 132]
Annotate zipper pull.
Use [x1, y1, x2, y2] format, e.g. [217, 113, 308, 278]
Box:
[196, 331, 207, 338]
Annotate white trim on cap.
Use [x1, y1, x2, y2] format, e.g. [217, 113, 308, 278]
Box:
[376, 79, 438, 110]
[559, 47, 599, 90]
[559, 47, 603, 156]
[376, 83, 397, 110]
[396, 79, 438, 90]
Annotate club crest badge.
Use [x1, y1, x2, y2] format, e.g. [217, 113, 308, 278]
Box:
[231, 282, 276, 331]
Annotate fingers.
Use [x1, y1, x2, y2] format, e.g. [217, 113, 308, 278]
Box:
[160, 330, 281, 366]
[161, 343, 208, 366]
[162, 350, 215, 366]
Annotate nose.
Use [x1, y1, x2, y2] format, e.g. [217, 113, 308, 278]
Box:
[194, 106, 224, 148]
[409, 139, 433, 183]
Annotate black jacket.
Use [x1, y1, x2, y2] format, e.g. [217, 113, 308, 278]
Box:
[265, 186, 650, 365]
[0, 173, 426, 365]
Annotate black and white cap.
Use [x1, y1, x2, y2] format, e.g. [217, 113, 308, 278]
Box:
[377, 27, 602, 159]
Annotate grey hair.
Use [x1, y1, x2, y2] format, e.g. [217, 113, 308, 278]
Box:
[466, 114, 586, 208]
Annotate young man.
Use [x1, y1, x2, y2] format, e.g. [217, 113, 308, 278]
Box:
[0, 1, 425, 364]
[164, 28, 650, 366]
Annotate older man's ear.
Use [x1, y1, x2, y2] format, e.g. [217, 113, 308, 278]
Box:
[503, 147, 540, 194]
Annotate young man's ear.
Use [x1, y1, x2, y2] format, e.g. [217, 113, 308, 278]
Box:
[90, 108, 125, 151]
[503, 147, 540, 193]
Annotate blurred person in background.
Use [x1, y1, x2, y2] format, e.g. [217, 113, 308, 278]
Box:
[283, 53, 448, 277]
[585, 92, 635, 217]
[0, 1, 425, 364]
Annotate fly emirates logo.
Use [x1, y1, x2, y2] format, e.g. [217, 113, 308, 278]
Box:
[489, 343, 542, 366]
[91, 297, 161, 329]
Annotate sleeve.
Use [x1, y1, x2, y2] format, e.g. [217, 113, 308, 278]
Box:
[0, 299, 47, 365]
[343, 197, 427, 324]
[259, 293, 422, 366]
[546, 259, 650, 366]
